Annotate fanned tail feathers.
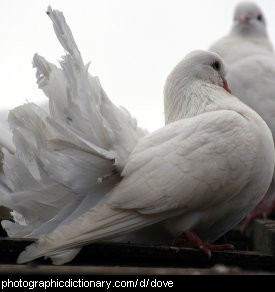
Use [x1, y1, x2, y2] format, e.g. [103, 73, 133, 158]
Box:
[0, 4, 147, 265]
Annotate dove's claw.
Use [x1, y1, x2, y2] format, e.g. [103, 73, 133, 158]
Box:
[205, 243, 234, 251]
[174, 230, 234, 258]
[199, 244, 212, 259]
[184, 230, 212, 258]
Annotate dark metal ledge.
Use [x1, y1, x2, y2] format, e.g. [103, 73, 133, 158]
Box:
[0, 218, 274, 275]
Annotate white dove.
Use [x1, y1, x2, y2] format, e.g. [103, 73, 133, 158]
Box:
[210, 1, 275, 224]
[16, 49, 274, 264]
[210, 2, 273, 65]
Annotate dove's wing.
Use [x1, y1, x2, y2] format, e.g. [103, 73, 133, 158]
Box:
[109, 109, 261, 214]
[17, 109, 267, 264]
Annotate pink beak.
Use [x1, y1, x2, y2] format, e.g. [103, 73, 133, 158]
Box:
[222, 78, 231, 94]
[239, 14, 251, 24]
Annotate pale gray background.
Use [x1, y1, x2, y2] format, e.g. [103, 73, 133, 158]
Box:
[1, 0, 275, 130]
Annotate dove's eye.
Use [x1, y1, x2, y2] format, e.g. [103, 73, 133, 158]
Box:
[212, 61, 221, 71]
[257, 14, 263, 21]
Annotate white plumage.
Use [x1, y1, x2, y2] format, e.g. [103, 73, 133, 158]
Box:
[210, 2, 275, 217]
[1, 6, 274, 265]
[18, 99, 274, 264]
[0, 7, 147, 262]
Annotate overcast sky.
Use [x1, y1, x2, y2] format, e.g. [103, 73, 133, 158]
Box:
[1, 0, 275, 130]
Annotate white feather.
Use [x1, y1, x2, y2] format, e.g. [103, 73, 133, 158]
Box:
[0, 6, 147, 260]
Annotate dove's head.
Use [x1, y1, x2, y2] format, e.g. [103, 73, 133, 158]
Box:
[182, 51, 230, 93]
[232, 2, 268, 37]
[164, 50, 231, 124]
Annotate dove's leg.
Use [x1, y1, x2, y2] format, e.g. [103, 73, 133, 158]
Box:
[241, 197, 275, 231]
[242, 178, 275, 230]
[174, 230, 234, 258]
[241, 197, 269, 230]
[267, 199, 275, 218]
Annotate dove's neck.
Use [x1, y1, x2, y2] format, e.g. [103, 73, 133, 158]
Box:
[164, 78, 227, 124]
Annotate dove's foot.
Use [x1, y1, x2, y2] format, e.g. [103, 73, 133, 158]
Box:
[241, 197, 275, 231]
[97, 169, 118, 183]
[174, 230, 234, 258]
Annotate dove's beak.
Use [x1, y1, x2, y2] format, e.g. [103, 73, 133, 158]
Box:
[239, 14, 251, 24]
[222, 78, 232, 94]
